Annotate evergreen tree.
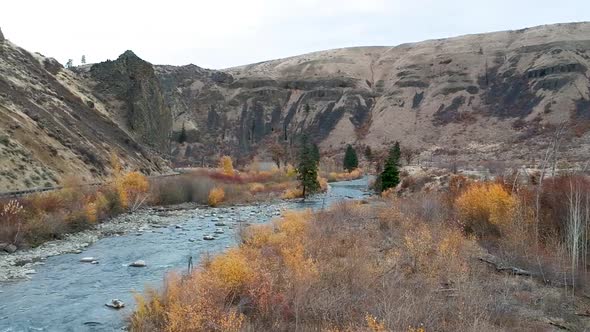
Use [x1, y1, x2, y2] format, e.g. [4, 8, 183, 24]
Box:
[391, 141, 401, 166]
[297, 136, 320, 199]
[311, 143, 320, 165]
[178, 123, 187, 143]
[81, 55, 86, 64]
[65, 59, 73, 68]
[343, 144, 358, 172]
[380, 145, 401, 192]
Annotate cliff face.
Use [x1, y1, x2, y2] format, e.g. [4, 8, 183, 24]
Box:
[158, 22, 590, 165]
[90, 51, 172, 153]
[0, 35, 168, 191]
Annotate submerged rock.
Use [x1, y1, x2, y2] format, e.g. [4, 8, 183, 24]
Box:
[80, 257, 97, 263]
[129, 260, 147, 267]
[105, 299, 125, 309]
[203, 235, 215, 240]
[4, 244, 17, 254]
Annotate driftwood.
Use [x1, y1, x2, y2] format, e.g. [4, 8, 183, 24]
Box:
[478, 255, 534, 277]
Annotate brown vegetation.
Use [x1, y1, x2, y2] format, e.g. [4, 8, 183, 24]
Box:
[0, 159, 303, 249]
[131, 173, 590, 331]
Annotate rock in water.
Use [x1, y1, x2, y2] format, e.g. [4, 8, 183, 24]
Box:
[4, 244, 17, 254]
[203, 235, 215, 240]
[80, 257, 97, 263]
[129, 260, 147, 267]
[105, 299, 125, 309]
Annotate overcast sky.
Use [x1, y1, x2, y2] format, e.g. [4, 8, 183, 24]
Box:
[1, 0, 589, 69]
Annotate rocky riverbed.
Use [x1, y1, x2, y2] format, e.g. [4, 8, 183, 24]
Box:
[0, 178, 370, 331]
[0, 202, 286, 282]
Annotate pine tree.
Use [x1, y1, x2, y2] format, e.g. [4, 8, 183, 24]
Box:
[297, 136, 320, 199]
[343, 144, 358, 172]
[380, 145, 401, 192]
[65, 59, 73, 68]
[81, 55, 86, 64]
[178, 123, 187, 143]
[311, 143, 320, 165]
[391, 141, 401, 166]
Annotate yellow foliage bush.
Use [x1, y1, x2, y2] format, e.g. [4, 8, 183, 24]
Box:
[327, 168, 364, 182]
[285, 163, 297, 177]
[248, 182, 265, 194]
[281, 187, 303, 199]
[207, 249, 254, 291]
[219, 155, 235, 176]
[366, 314, 388, 332]
[116, 171, 149, 209]
[208, 187, 225, 207]
[455, 182, 517, 235]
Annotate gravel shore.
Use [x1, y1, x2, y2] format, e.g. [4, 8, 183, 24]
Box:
[0, 204, 201, 282]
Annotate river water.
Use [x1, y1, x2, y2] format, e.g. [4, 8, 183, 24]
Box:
[0, 178, 370, 332]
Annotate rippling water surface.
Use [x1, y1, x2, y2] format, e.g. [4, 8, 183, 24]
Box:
[0, 178, 370, 331]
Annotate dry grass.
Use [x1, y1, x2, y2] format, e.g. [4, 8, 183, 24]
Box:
[131, 174, 590, 331]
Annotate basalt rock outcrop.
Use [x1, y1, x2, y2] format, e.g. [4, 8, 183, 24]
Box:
[90, 51, 172, 153]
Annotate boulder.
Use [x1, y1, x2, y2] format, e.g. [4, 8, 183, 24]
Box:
[203, 235, 215, 240]
[4, 244, 17, 254]
[105, 299, 125, 309]
[129, 260, 147, 267]
[0, 242, 8, 251]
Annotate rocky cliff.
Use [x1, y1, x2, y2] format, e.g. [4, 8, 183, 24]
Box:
[89, 51, 172, 152]
[159, 22, 590, 166]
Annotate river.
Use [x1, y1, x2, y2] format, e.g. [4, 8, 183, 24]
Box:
[0, 178, 370, 332]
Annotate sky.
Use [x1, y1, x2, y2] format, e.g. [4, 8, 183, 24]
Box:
[1, 0, 589, 69]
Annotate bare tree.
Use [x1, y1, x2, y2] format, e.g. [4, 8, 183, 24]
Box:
[401, 147, 419, 166]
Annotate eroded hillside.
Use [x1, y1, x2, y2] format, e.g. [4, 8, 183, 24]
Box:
[159, 22, 590, 166]
[2, 22, 590, 190]
[0, 29, 170, 191]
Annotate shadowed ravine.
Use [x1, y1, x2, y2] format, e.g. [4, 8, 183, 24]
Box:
[0, 178, 370, 331]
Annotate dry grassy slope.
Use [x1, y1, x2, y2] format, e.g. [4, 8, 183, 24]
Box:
[0, 37, 168, 192]
[161, 22, 590, 165]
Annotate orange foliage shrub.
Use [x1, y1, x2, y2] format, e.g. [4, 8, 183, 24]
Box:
[455, 182, 517, 236]
[281, 187, 303, 199]
[219, 155, 235, 176]
[116, 171, 149, 209]
[327, 168, 364, 182]
[208, 187, 225, 207]
[248, 182, 265, 194]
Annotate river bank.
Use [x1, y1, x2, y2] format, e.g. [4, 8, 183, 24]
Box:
[0, 179, 370, 331]
[0, 201, 288, 283]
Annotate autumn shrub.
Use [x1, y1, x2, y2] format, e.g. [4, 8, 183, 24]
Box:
[219, 155, 235, 176]
[0, 199, 25, 245]
[326, 168, 364, 182]
[281, 187, 303, 199]
[248, 182, 265, 194]
[455, 182, 517, 237]
[116, 171, 149, 210]
[208, 187, 225, 207]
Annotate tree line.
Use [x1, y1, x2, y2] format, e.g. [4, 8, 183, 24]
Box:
[295, 138, 406, 198]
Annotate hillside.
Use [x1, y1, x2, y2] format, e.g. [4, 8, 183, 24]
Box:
[2, 22, 590, 190]
[160, 22, 590, 166]
[0, 29, 171, 191]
